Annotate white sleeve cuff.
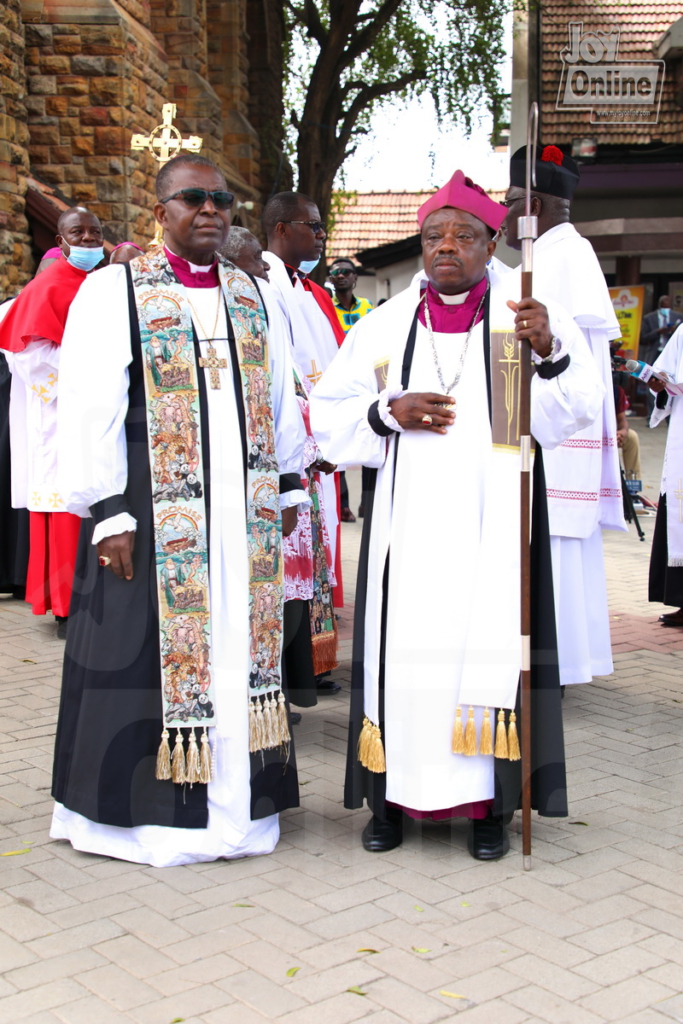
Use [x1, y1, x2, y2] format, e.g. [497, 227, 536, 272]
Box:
[92, 512, 137, 546]
[280, 489, 311, 511]
[378, 386, 406, 433]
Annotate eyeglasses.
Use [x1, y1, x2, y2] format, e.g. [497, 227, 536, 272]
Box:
[283, 220, 326, 234]
[160, 189, 235, 210]
[329, 267, 355, 277]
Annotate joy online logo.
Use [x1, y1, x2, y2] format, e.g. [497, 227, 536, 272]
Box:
[557, 22, 665, 123]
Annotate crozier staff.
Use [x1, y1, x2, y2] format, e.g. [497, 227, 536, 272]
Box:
[310, 169, 604, 860]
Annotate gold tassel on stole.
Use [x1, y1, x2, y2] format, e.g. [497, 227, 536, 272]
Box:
[480, 708, 493, 755]
[463, 706, 478, 756]
[199, 728, 212, 783]
[507, 711, 521, 761]
[171, 729, 186, 783]
[494, 710, 509, 759]
[155, 728, 172, 780]
[185, 727, 200, 784]
[277, 691, 291, 744]
[248, 700, 259, 753]
[357, 716, 386, 773]
[451, 706, 465, 754]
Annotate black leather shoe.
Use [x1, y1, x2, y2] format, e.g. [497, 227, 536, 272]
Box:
[56, 616, 68, 640]
[361, 811, 403, 852]
[290, 712, 302, 726]
[316, 678, 342, 694]
[467, 815, 510, 860]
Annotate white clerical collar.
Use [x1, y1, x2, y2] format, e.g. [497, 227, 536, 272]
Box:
[439, 289, 470, 305]
[165, 245, 217, 277]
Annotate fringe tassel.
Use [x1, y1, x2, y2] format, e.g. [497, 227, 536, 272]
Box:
[451, 706, 465, 754]
[255, 698, 266, 749]
[171, 729, 186, 783]
[494, 709, 509, 759]
[357, 716, 385, 773]
[262, 695, 275, 748]
[507, 711, 521, 761]
[199, 728, 212, 783]
[155, 727, 172, 780]
[480, 707, 494, 755]
[248, 700, 259, 753]
[311, 630, 339, 677]
[269, 695, 279, 744]
[277, 691, 291, 744]
[185, 727, 200, 785]
[463, 706, 478, 756]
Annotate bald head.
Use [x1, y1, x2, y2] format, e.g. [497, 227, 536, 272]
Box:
[219, 227, 270, 281]
[56, 206, 104, 264]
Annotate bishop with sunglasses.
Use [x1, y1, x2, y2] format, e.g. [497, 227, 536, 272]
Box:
[51, 154, 308, 866]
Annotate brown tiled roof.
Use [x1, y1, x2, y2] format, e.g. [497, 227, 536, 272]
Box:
[541, 0, 683, 146]
[327, 189, 506, 260]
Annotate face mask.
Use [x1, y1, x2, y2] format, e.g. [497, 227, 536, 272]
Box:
[66, 246, 104, 272]
[298, 258, 320, 275]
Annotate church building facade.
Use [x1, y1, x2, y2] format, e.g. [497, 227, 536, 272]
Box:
[0, 0, 290, 294]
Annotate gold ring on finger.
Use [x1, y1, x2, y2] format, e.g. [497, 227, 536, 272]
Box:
[522, 319, 529, 330]
[421, 414, 433, 426]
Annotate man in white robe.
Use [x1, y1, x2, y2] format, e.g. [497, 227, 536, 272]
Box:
[51, 155, 307, 867]
[310, 169, 603, 859]
[648, 326, 683, 624]
[263, 190, 346, 670]
[503, 145, 626, 685]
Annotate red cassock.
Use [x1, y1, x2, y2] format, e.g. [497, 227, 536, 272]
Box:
[0, 257, 87, 617]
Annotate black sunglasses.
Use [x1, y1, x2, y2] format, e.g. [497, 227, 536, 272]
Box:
[282, 219, 325, 234]
[160, 188, 235, 210]
[329, 267, 355, 277]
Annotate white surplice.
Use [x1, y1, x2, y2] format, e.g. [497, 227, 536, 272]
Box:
[511, 223, 625, 684]
[310, 272, 603, 811]
[51, 264, 306, 866]
[263, 251, 340, 567]
[652, 326, 683, 563]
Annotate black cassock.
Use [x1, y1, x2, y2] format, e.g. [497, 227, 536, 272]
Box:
[345, 302, 569, 822]
[52, 271, 300, 829]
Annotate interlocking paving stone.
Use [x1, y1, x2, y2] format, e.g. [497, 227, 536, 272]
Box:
[3, 439, 683, 1022]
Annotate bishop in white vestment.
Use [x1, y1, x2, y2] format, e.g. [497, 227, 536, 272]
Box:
[310, 170, 603, 859]
[51, 156, 307, 867]
[504, 145, 626, 685]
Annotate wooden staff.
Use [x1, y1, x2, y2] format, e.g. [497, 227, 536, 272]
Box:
[517, 102, 539, 872]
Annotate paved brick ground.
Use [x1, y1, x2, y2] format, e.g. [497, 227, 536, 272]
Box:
[3, 419, 683, 1024]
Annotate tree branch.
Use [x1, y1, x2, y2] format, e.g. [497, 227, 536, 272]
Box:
[285, 0, 327, 45]
[338, 70, 424, 151]
[345, 0, 404, 64]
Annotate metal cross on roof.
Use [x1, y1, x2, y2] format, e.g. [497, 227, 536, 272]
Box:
[131, 103, 203, 166]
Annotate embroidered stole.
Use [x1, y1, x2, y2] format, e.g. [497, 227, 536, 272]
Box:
[358, 289, 534, 772]
[293, 371, 338, 675]
[131, 248, 288, 785]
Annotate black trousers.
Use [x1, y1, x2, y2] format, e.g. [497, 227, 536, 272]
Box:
[649, 495, 683, 607]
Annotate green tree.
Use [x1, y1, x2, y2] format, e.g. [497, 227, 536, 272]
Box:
[284, 0, 510, 225]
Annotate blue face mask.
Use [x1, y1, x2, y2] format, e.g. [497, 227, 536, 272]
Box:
[298, 257, 321, 275]
[66, 246, 104, 272]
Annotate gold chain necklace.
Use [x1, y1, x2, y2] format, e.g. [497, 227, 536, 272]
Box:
[186, 290, 222, 341]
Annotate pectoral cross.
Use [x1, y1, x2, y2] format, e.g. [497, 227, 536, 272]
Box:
[131, 103, 203, 165]
[307, 360, 323, 386]
[676, 478, 683, 523]
[198, 345, 227, 389]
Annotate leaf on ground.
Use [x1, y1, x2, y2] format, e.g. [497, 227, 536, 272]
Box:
[414, 905, 424, 912]
[232, 902, 254, 907]
[569, 821, 589, 826]
[440, 991, 467, 999]
[347, 986, 367, 996]
[22, 659, 35, 663]
[357, 948, 380, 954]
[460, 901, 471, 907]
[1, 848, 31, 856]
[286, 967, 300, 977]
[170, 1018, 185, 1022]
[412, 947, 430, 953]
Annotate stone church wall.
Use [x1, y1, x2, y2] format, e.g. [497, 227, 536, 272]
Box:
[0, 0, 287, 295]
